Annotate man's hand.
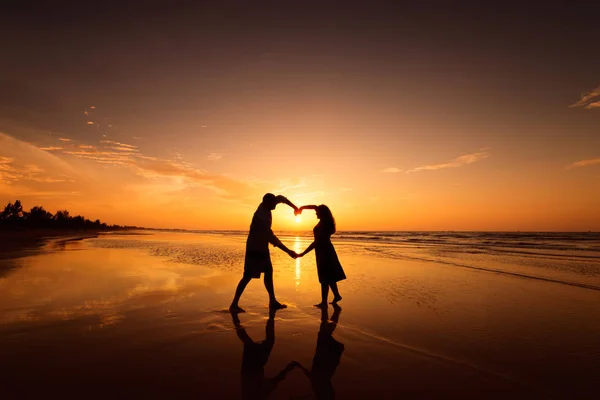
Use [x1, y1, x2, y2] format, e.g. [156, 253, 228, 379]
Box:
[287, 250, 299, 259]
[294, 207, 302, 216]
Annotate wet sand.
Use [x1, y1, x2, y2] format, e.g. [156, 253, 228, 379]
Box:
[0, 231, 599, 399]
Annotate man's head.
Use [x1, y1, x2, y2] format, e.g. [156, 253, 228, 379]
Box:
[262, 193, 278, 210]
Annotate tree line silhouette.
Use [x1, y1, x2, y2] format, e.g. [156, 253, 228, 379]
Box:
[0, 200, 139, 231]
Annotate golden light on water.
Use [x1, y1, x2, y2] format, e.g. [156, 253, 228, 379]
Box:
[294, 236, 302, 288]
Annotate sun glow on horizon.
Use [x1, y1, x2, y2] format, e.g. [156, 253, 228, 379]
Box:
[295, 215, 301, 223]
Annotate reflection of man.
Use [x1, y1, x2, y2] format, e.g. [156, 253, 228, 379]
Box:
[230, 193, 298, 312]
[294, 304, 344, 400]
[231, 309, 296, 400]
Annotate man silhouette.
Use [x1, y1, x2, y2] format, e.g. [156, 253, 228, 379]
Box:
[231, 308, 296, 399]
[230, 193, 298, 312]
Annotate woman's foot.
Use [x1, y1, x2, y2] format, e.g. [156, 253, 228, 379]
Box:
[313, 302, 327, 309]
[269, 301, 287, 310]
[330, 295, 342, 304]
[229, 304, 246, 313]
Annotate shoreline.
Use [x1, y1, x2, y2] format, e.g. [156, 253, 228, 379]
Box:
[0, 229, 129, 260]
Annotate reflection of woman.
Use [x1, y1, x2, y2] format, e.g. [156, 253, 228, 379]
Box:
[231, 309, 295, 399]
[294, 304, 345, 400]
[297, 205, 346, 307]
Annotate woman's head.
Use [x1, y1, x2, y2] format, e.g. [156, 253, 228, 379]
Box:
[316, 204, 336, 233]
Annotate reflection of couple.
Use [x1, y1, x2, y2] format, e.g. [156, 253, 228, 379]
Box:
[231, 304, 344, 400]
[230, 193, 346, 312]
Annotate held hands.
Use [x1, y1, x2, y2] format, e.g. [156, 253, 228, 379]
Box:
[286, 249, 300, 259]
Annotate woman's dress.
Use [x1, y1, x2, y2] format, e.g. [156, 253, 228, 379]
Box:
[313, 222, 346, 284]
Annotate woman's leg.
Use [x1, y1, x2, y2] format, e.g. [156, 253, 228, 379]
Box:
[330, 282, 342, 303]
[315, 283, 329, 307]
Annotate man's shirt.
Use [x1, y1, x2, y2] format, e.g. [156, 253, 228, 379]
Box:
[246, 203, 283, 253]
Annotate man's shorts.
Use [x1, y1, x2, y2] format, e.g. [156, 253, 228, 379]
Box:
[243, 250, 273, 279]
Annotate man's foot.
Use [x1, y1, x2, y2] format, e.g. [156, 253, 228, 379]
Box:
[229, 304, 246, 313]
[269, 301, 287, 310]
[313, 302, 327, 309]
[330, 295, 342, 304]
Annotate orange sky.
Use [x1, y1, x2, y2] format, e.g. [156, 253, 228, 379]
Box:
[1, 4, 599, 231]
[1, 119, 599, 231]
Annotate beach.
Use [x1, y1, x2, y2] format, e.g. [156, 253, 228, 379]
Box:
[1, 230, 599, 399]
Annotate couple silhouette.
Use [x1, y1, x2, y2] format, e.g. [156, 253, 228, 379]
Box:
[228, 193, 347, 398]
[230, 193, 347, 312]
[230, 304, 344, 400]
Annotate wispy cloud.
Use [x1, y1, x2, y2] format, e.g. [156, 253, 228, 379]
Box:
[0, 157, 70, 183]
[58, 138, 72, 142]
[1, 132, 76, 185]
[383, 149, 490, 174]
[207, 152, 222, 161]
[566, 158, 600, 169]
[60, 139, 259, 201]
[570, 86, 600, 109]
[100, 140, 137, 150]
[40, 146, 63, 151]
[276, 178, 308, 192]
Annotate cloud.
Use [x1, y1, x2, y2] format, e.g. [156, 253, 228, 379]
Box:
[386, 149, 490, 174]
[40, 146, 63, 151]
[62, 149, 132, 165]
[570, 86, 600, 109]
[100, 140, 137, 150]
[207, 152, 222, 161]
[0, 157, 70, 183]
[566, 158, 600, 169]
[1, 132, 76, 182]
[110, 146, 139, 152]
[60, 139, 259, 201]
[58, 138, 71, 142]
[276, 178, 308, 191]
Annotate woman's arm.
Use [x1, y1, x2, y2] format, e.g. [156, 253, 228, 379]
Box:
[299, 241, 316, 257]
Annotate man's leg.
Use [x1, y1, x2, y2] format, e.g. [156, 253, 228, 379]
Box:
[264, 270, 287, 309]
[230, 276, 251, 312]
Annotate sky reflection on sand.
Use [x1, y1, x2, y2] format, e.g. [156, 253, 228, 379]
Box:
[0, 231, 599, 398]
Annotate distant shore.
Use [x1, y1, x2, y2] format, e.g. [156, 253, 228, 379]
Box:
[0, 228, 130, 260]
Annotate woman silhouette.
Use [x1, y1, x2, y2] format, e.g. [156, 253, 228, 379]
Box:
[297, 205, 346, 307]
[293, 304, 345, 400]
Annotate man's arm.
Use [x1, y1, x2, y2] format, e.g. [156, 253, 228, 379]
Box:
[276, 195, 299, 213]
[269, 231, 298, 258]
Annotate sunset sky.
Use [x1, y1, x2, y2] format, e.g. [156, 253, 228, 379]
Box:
[1, 3, 599, 231]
